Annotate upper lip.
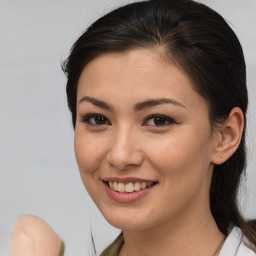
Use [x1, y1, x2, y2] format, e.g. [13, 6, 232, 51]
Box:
[102, 177, 158, 183]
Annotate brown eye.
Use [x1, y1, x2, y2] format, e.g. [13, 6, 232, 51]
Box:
[81, 114, 110, 126]
[143, 114, 175, 126]
[153, 116, 167, 126]
[94, 115, 107, 125]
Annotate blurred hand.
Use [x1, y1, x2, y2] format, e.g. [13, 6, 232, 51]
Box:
[10, 215, 63, 256]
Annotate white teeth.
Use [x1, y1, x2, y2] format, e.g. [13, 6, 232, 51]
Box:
[141, 182, 146, 189]
[125, 182, 134, 193]
[108, 181, 154, 193]
[117, 183, 125, 192]
[113, 181, 118, 191]
[134, 182, 141, 191]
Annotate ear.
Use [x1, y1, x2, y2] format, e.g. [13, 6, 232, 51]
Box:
[211, 107, 244, 165]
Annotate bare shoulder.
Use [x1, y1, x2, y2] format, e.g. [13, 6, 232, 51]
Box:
[10, 215, 63, 256]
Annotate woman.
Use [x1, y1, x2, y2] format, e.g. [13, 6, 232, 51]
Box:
[10, 0, 256, 255]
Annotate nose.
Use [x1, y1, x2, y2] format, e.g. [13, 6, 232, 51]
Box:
[106, 126, 144, 170]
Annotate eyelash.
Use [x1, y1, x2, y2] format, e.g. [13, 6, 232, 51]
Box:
[80, 114, 110, 126]
[80, 114, 175, 127]
[143, 114, 176, 126]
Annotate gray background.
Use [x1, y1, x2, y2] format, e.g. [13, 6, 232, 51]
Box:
[0, 0, 255, 255]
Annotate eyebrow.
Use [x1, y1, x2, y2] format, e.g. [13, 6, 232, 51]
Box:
[134, 98, 187, 111]
[78, 96, 187, 111]
[79, 96, 113, 110]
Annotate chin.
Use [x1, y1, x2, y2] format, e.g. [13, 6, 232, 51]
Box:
[99, 206, 156, 231]
[106, 218, 147, 231]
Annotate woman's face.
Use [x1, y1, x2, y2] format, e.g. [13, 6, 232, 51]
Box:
[75, 48, 217, 231]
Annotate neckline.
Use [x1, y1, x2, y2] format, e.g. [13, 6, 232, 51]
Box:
[214, 240, 225, 256]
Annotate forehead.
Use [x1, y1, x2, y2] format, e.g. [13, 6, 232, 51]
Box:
[77, 48, 208, 111]
[79, 48, 170, 86]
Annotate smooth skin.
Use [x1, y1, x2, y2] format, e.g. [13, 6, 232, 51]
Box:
[75, 48, 244, 256]
[9, 48, 243, 256]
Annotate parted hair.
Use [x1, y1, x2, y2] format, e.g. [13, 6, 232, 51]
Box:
[62, 0, 256, 246]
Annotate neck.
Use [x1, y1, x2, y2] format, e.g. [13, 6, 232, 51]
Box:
[119, 208, 225, 256]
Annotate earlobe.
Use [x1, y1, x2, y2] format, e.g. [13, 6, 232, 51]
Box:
[211, 107, 244, 165]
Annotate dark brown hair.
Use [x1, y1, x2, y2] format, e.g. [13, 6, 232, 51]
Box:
[62, 0, 256, 246]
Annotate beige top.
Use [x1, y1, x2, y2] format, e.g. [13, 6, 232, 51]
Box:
[59, 241, 65, 256]
[99, 233, 222, 256]
[99, 227, 256, 256]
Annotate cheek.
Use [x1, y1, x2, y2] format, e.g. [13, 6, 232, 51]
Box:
[145, 132, 213, 218]
[146, 128, 213, 182]
[74, 128, 107, 175]
[74, 129, 109, 204]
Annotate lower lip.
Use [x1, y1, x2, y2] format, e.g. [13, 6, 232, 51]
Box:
[104, 182, 155, 203]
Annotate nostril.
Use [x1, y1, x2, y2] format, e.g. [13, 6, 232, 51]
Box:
[107, 148, 144, 170]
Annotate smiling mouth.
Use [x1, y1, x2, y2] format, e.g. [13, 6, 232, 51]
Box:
[104, 181, 157, 193]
